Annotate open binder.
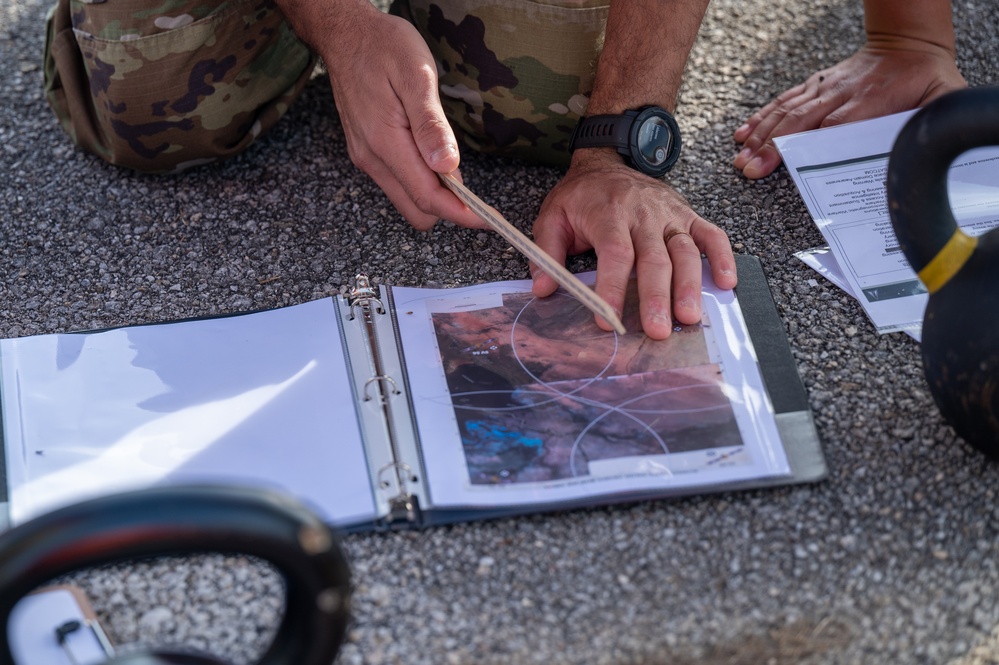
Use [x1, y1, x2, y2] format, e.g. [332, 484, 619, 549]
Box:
[0, 255, 825, 533]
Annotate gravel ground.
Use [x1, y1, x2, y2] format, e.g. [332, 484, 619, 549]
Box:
[2, 0, 999, 663]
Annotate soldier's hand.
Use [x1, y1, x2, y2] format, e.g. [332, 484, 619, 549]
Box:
[307, 1, 485, 230]
[733, 40, 967, 180]
[531, 150, 737, 340]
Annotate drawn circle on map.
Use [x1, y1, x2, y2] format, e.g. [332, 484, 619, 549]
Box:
[509, 291, 618, 387]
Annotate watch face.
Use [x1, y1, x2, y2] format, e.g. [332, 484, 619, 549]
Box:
[637, 116, 675, 167]
[629, 107, 681, 176]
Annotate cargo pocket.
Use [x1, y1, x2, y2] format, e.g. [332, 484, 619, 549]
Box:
[43, 0, 317, 173]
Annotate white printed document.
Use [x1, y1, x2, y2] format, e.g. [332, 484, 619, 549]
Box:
[775, 111, 999, 334]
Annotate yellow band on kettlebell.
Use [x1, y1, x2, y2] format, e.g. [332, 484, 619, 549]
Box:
[917, 229, 977, 294]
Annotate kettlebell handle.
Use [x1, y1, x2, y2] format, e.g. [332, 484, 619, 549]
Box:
[0, 485, 351, 665]
[887, 85, 999, 292]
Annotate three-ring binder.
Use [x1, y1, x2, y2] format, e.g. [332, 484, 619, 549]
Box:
[0, 256, 825, 533]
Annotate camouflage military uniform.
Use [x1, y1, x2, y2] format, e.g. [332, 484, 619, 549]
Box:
[44, 0, 608, 172]
[402, 0, 608, 166]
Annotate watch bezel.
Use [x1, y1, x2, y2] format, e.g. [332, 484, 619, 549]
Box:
[626, 106, 682, 177]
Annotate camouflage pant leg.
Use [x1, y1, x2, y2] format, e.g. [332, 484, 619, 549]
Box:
[43, 0, 316, 173]
[402, 0, 609, 168]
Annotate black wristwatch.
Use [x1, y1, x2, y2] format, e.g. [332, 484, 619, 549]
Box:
[569, 105, 682, 177]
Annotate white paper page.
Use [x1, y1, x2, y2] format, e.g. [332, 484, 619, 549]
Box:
[392, 268, 789, 509]
[775, 111, 999, 334]
[794, 246, 920, 342]
[0, 299, 376, 527]
[9, 588, 108, 665]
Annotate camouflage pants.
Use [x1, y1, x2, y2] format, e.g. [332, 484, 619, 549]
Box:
[44, 0, 608, 173]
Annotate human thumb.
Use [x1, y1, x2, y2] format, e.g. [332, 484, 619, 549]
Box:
[414, 112, 460, 174]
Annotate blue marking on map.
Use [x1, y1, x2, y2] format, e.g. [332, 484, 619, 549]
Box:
[463, 420, 543, 454]
[461, 421, 547, 481]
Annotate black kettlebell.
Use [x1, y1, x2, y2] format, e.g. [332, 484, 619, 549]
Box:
[0, 485, 352, 665]
[887, 85, 999, 457]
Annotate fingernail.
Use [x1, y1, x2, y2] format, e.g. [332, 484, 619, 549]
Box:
[649, 310, 670, 327]
[735, 123, 750, 136]
[647, 299, 670, 326]
[676, 296, 699, 314]
[429, 144, 458, 168]
[746, 156, 765, 176]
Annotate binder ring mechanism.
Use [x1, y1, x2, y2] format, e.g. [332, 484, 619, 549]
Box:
[343, 274, 385, 320]
[377, 462, 420, 523]
[342, 275, 401, 402]
[342, 274, 420, 526]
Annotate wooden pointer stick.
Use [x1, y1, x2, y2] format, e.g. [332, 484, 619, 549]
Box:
[438, 172, 627, 335]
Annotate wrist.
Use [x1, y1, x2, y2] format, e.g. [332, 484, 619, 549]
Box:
[569, 146, 626, 171]
[569, 147, 665, 185]
[863, 0, 955, 55]
[864, 32, 957, 58]
[276, 0, 379, 55]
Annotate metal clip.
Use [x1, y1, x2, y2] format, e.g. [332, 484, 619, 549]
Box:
[343, 274, 385, 320]
[377, 462, 420, 524]
[388, 494, 419, 524]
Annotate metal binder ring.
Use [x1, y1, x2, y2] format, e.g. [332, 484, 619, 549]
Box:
[348, 298, 385, 321]
[363, 374, 400, 400]
[377, 461, 416, 489]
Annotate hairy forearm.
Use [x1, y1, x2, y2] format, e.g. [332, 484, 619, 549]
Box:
[585, 0, 710, 115]
[272, 0, 378, 53]
[864, 0, 956, 53]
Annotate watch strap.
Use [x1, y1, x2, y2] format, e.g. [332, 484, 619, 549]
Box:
[569, 111, 638, 151]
